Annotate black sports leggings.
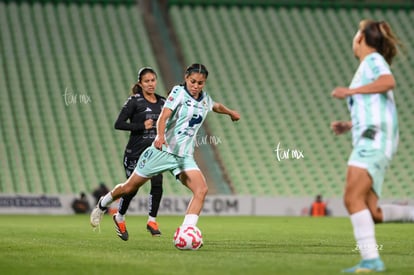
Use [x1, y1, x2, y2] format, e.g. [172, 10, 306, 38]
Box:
[118, 156, 163, 217]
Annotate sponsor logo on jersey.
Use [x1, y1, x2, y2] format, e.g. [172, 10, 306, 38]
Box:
[189, 114, 203, 127]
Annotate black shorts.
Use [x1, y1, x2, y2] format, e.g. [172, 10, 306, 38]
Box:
[123, 155, 138, 179]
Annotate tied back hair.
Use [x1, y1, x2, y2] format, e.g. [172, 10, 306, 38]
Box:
[131, 67, 157, 95]
[360, 19, 404, 65]
[180, 63, 209, 87]
[166, 63, 210, 95]
[185, 63, 209, 78]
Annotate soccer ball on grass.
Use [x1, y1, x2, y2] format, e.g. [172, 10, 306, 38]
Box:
[173, 225, 203, 250]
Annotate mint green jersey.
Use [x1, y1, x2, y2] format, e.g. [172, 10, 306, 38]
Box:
[347, 52, 399, 159]
[163, 85, 215, 157]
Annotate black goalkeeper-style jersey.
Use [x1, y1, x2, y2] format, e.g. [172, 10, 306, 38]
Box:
[115, 93, 166, 158]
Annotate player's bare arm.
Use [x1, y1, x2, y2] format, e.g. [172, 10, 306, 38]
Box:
[154, 107, 173, 149]
[332, 75, 395, 99]
[212, 102, 240, 121]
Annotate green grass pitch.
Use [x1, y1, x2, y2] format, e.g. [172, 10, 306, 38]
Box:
[1, 215, 413, 274]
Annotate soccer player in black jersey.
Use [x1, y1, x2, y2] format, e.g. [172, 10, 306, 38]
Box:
[113, 67, 165, 240]
[91, 64, 241, 247]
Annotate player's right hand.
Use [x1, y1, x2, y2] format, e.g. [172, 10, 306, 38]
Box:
[331, 121, 352, 135]
[153, 135, 167, 150]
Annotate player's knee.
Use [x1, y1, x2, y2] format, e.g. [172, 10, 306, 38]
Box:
[343, 193, 353, 210]
[343, 193, 362, 212]
[193, 183, 208, 198]
[200, 184, 209, 197]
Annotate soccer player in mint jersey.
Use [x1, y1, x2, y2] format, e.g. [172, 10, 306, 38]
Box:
[113, 67, 165, 240]
[331, 20, 414, 273]
[91, 64, 240, 239]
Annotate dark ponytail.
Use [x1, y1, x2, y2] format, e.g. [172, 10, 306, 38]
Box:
[131, 83, 142, 95]
[360, 20, 403, 65]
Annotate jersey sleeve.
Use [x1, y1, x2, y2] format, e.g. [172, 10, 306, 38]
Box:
[114, 96, 145, 131]
[164, 86, 184, 111]
[206, 93, 215, 112]
[370, 54, 392, 79]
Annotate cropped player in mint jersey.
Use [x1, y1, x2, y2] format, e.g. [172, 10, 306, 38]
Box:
[91, 63, 240, 237]
[331, 20, 414, 273]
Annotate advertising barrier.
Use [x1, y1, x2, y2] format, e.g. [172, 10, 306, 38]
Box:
[0, 194, 411, 216]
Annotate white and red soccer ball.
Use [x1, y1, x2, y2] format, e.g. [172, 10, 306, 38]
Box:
[173, 225, 203, 250]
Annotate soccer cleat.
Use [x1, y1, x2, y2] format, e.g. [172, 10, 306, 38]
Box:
[113, 215, 129, 241]
[342, 258, 385, 273]
[90, 197, 106, 228]
[147, 221, 162, 236]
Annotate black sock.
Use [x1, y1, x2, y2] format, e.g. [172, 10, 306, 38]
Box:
[149, 174, 163, 217]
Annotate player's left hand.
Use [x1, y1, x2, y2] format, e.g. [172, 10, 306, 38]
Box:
[144, 119, 154, 129]
[230, 110, 240, 121]
[331, 87, 351, 99]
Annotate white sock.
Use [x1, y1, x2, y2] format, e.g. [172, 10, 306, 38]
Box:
[182, 214, 199, 226]
[381, 204, 414, 222]
[148, 216, 156, 223]
[350, 209, 379, 260]
[115, 212, 125, 222]
[100, 193, 114, 208]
